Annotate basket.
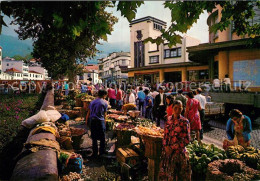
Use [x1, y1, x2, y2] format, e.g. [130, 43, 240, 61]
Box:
[140, 134, 163, 159]
[115, 129, 134, 147]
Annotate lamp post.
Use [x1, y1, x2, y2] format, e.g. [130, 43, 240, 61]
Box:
[109, 63, 115, 84]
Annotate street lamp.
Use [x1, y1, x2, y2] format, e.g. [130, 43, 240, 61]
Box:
[109, 63, 115, 84]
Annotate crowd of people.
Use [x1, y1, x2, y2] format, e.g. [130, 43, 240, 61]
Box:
[81, 82, 252, 181]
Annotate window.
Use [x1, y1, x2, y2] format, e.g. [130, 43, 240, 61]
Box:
[122, 60, 126, 65]
[177, 48, 182, 56]
[164, 47, 182, 58]
[165, 50, 170, 58]
[7, 63, 9, 66]
[171, 49, 177, 57]
[153, 23, 162, 31]
[149, 56, 159, 64]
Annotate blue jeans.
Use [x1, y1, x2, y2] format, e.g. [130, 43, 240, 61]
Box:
[138, 100, 145, 116]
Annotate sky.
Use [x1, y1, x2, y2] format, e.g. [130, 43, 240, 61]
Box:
[1, 2, 209, 59]
[104, 1, 209, 44]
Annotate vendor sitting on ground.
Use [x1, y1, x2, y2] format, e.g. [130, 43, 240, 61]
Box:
[226, 109, 252, 148]
[159, 100, 191, 181]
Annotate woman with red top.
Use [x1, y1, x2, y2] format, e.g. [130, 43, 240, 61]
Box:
[160, 100, 191, 181]
[185, 91, 202, 142]
[165, 95, 174, 119]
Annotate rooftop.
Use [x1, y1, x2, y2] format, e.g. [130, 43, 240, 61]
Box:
[5, 68, 22, 73]
[29, 70, 42, 74]
[130, 16, 167, 26]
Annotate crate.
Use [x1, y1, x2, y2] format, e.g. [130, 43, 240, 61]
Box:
[141, 135, 163, 159]
[115, 130, 134, 147]
[116, 147, 139, 167]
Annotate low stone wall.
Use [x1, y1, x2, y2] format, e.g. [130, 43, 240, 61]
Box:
[11, 89, 59, 181]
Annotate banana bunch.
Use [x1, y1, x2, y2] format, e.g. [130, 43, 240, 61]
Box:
[226, 145, 245, 159]
[226, 146, 260, 169]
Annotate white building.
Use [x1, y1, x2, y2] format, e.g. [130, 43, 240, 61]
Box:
[77, 65, 99, 84]
[98, 52, 130, 85]
[126, 16, 208, 84]
[29, 70, 44, 80]
[5, 68, 23, 80]
[2, 57, 29, 80]
[29, 62, 50, 80]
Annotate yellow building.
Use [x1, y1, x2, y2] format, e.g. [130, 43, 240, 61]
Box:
[188, 5, 260, 92]
[127, 16, 209, 84]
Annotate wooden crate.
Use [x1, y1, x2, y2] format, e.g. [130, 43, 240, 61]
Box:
[115, 130, 133, 147]
[141, 135, 163, 159]
[116, 147, 139, 167]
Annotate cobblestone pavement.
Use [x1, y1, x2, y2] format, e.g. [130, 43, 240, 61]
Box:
[203, 119, 260, 149]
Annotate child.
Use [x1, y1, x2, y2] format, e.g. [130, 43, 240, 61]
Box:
[159, 100, 191, 181]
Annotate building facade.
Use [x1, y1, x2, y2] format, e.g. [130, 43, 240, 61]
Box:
[98, 52, 130, 85]
[77, 65, 99, 85]
[187, 3, 260, 91]
[127, 16, 207, 85]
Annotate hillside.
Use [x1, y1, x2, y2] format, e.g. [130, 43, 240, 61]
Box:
[0, 34, 33, 57]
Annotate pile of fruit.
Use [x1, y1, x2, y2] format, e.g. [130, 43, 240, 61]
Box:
[206, 159, 260, 181]
[136, 125, 164, 137]
[135, 118, 153, 127]
[186, 141, 227, 174]
[61, 172, 82, 181]
[226, 145, 260, 169]
[81, 94, 95, 102]
[115, 123, 135, 130]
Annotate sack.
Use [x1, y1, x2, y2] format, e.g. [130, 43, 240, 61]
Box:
[21, 114, 38, 129]
[35, 110, 51, 124]
[46, 110, 61, 122]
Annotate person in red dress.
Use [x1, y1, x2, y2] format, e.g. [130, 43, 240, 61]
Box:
[165, 95, 174, 119]
[185, 91, 202, 142]
[160, 100, 191, 181]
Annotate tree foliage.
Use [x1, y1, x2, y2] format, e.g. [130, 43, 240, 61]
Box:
[1, 1, 118, 80]
[145, 1, 260, 47]
[0, 1, 259, 79]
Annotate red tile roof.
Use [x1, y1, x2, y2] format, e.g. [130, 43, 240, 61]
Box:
[29, 70, 42, 74]
[5, 68, 22, 73]
[85, 65, 98, 71]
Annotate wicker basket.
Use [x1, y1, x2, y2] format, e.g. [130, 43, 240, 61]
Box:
[141, 135, 163, 159]
[115, 129, 134, 147]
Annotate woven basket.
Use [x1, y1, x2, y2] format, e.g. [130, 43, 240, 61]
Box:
[141, 135, 163, 159]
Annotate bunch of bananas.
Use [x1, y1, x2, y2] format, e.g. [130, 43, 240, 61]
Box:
[226, 145, 260, 169]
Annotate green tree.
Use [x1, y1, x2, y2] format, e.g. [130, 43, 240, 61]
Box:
[0, 1, 259, 79]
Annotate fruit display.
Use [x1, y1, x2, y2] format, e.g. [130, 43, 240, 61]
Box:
[115, 123, 135, 130]
[186, 141, 227, 175]
[135, 118, 153, 127]
[122, 104, 137, 112]
[206, 159, 260, 181]
[136, 125, 164, 137]
[61, 172, 82, 181]
[226, 145, 260, 169]
[70, 127, 86, 136]
[108, 109, 124, 115]
[107, 114, 120, 119]
[81, 94, 95, 102]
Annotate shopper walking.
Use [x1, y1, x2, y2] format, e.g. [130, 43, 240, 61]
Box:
[144, 89, 153, 119]
[85, 90, 108, 157]
[195, 88, 206, 140]
[137, 86, 146, 116]
[185, 91, 202, 142]
[108, 84, 116, 109]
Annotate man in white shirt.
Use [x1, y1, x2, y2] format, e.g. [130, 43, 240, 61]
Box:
[223, 74, 231, 93]
[195, 88, 207, 140]
[213, 76, 220, 92]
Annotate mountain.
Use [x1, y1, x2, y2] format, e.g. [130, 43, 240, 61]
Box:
[0, 34, 33, 57]
[0, 34, 130, 64]
[87, 41, 130, 64]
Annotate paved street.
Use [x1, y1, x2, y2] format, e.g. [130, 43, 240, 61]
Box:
[203, 119, 260, 149]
